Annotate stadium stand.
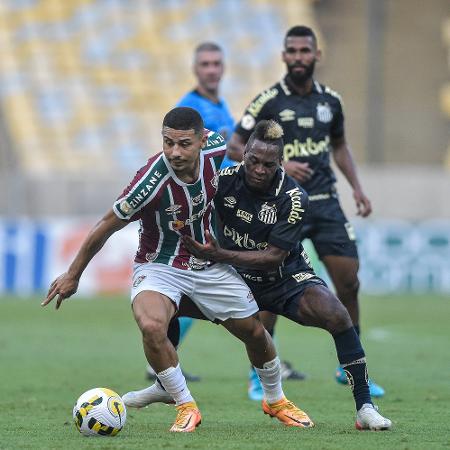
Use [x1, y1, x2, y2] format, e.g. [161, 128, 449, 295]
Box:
[0, 0, 319, 175]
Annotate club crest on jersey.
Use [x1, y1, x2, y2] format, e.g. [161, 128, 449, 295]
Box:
[133, 275, 146, 287]
[258, 202, 277, 224]
[145, 252, 158, 262]
[316, 103, 333, 123]
[186, 256, 208, 270]
[165, 204, 182, 214]
[224, 196, 237, 208]
[192, 192, 204, 206]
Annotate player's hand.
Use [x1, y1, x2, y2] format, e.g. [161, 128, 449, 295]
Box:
[283, 161, 314, 183]
[182, 230, 220, 260]
[353, 189, 372, 217]
[41, 273, 79, 309]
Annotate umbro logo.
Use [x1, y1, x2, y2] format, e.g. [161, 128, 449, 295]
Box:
[279, 109, 295, 122]
[224, 196, 236, 208]
[165, 204, 182, 214]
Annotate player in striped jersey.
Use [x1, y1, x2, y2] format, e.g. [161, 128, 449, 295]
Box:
[42, 107, 313, 432]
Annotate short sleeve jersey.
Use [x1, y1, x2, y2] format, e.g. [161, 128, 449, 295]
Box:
[177, 90, 235, 142]
[113, 130, 225, 270]
[235, 77, 345, 195]
[215, 164, 313, 280]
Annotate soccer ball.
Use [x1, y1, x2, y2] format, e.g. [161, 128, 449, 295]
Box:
[73, 387, 127, 437]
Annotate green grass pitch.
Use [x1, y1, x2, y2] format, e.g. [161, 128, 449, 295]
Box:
[1, 294, 449, 449]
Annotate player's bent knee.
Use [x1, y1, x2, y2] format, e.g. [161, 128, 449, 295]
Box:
[328, 304, 353, 334]
[250, 320, 269, 342]
[139, 317, 168, 344]
[227, 317, 267, 343]
[336, 276, 360, 298]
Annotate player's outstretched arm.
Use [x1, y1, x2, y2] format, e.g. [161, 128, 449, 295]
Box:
[331, 135, 372, 217]
[41, 210, 127, 309]
[182, 230, 288, 271]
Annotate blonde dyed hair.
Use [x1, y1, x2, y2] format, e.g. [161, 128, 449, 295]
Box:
[246, 120, 284, 155]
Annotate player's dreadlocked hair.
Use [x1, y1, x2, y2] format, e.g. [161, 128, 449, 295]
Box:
[163, 107, 204, 136]
[246, 119, 284, 157]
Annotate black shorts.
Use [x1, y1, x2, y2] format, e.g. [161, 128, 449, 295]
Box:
[300, 195, 358, 259]
[246, 272, 327, 324]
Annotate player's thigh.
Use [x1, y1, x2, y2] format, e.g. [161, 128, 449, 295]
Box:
[249, 275, 325, 325]
[130, 262, 191, 330]
[132, 290, 176, 332]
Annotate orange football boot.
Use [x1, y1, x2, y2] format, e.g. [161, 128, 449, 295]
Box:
[262, 397, 314, 428]
[169, 401, 202, 432]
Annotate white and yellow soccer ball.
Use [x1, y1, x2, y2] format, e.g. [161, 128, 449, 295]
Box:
[73, 387, 127, 437]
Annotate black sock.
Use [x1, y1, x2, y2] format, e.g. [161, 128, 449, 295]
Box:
[333, 327, 371, 411]
[168, 318, 181, 348]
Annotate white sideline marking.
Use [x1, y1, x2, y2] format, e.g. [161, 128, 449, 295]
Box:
[367, 328, 392, 342]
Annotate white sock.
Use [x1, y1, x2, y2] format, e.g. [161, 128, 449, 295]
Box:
[157, 364, 194, 406]
[254, 357, 284, 404]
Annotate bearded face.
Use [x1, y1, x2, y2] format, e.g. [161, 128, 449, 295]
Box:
[282, 35, 320, 85]
[287, 58, 316, 83]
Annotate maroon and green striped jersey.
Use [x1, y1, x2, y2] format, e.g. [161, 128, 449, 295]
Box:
[113, 130, 226, 270]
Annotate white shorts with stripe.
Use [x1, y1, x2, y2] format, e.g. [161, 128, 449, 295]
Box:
[131, 262, 259, 322]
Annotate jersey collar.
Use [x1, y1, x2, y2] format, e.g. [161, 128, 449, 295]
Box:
[281, 75, 322, 96]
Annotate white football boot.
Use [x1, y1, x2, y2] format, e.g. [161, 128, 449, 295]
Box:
[356, 403, 392, 431]
[122, 383, 174, 408]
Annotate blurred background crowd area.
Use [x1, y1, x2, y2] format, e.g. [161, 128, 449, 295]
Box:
[0, 0, 449, 295]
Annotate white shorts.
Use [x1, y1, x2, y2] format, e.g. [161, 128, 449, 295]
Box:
[131, 262, 259, 322]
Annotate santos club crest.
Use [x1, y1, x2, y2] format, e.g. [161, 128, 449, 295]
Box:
[258, 203, 277, 224]
[316, 103, 333, 123]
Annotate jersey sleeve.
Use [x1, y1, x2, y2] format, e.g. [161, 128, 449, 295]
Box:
[330, 96, 345, 139]
[234, 88, 278, 142]
[268, 186, 309, 251]
[113, 170, 146, 222]
[113, 157, 167, 221]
